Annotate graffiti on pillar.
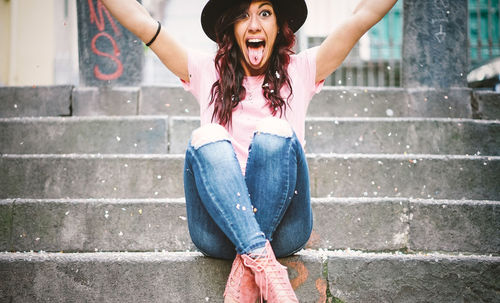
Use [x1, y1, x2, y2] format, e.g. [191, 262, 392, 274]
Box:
[431, 3, 450, 44]
[77, 0, 143, 86]
[88, 0, 123, 80]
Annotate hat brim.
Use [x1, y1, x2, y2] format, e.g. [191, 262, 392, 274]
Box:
[201, 0, 308, 42]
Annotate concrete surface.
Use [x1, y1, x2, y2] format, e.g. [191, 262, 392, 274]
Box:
[0, 251, 498, 303]
[0, 85, 72, 118]
[1, 198, 498, 255]
[0, 116, 169, 154]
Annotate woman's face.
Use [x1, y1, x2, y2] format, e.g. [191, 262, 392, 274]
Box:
[234, 0, 278, 76]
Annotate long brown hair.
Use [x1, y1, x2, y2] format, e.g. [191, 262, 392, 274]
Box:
[209, 1, 295, 127]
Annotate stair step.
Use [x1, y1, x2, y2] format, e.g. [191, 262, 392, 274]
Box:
[1, 117, 499, 155]
[3, 86, 498, 119]
[169, 117, 500, 155]
[1, 198, 498, 254]
[0, 116, 169, 154]
[139, 86, 476, 118]
[1, 154, 498, 200]
[138, 86, 411, 118]
[0, 85, 73, 118]
[0, 250, 498, 302]
[474, 90, 500, 120]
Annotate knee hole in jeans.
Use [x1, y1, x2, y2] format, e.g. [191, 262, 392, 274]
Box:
[191, 123, 230, 149]
[255, 117, 293, 137]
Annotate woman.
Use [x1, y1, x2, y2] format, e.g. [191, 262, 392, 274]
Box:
[101, 0, 397, 302]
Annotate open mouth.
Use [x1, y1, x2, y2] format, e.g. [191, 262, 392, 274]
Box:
[246, 38, 266, 66]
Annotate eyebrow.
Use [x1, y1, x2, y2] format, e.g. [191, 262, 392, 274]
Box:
[258, 2, 273, 9]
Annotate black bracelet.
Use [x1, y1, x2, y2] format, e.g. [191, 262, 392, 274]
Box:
[146, 20, 161, 47]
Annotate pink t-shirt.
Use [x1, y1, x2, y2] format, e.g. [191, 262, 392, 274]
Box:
[182, 47, 324, 173]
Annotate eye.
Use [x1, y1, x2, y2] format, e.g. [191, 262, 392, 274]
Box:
[239, 12, 249, 19]
[260, 10, 272, 17]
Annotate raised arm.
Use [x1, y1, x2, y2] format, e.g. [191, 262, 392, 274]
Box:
[100, 0, 189, 81]
[315, 0, 398, 82]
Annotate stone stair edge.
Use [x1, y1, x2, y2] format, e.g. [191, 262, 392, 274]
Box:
[3, 115, 499, 122]
[2, 153, 498, 159]
[1, 249, 497, 303]
[2, 196, 497, 257]
[1, 249, 498, 260]
[2, 197, 499, 205]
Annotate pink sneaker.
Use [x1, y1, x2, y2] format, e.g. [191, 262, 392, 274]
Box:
[224, 254, 260, 303]
[241, 241, 299, 303]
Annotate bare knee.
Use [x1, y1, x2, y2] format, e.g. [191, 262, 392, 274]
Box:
[191, 123, 230, 149]
[255, 117, 293, 137]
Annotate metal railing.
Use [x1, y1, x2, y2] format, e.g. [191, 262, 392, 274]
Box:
[310, 0, 500, 88]
[469, 0, 500, 69]
[308, 2, 403, 87]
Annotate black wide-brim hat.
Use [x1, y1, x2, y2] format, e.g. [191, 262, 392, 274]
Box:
[201, 0, 308, 42]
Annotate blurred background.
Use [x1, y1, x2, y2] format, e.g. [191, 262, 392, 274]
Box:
[0, 0, 498, 90]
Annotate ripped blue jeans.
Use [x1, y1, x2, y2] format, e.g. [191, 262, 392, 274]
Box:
[183, 130, 313, 260]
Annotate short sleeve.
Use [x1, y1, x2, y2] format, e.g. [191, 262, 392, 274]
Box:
[181, 49, 217, 104]
[290, 46, 324, 99]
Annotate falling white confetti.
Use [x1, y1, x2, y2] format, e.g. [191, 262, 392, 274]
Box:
[386, 109, 394, 117]
[116, 136, 121, 141]
[104, 211, 109, 219]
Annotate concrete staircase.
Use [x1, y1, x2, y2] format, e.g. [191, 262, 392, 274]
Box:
[1, 85, 499, 302]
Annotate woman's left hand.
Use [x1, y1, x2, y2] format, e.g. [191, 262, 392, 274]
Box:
[315, 0, 398, 83]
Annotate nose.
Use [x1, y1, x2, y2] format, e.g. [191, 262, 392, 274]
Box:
[248, 14, 261, 32]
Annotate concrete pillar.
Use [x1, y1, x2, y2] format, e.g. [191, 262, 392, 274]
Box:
[76, 0, 143, 86]
[402, 0, 472, 117]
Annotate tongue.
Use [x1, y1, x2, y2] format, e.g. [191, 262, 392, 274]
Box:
[249, 46, 264, 66]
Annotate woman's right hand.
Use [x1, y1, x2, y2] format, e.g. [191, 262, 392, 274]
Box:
[100, 0, 189, 82]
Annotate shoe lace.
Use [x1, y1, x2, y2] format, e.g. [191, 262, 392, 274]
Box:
[243, 255, 296, 302]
